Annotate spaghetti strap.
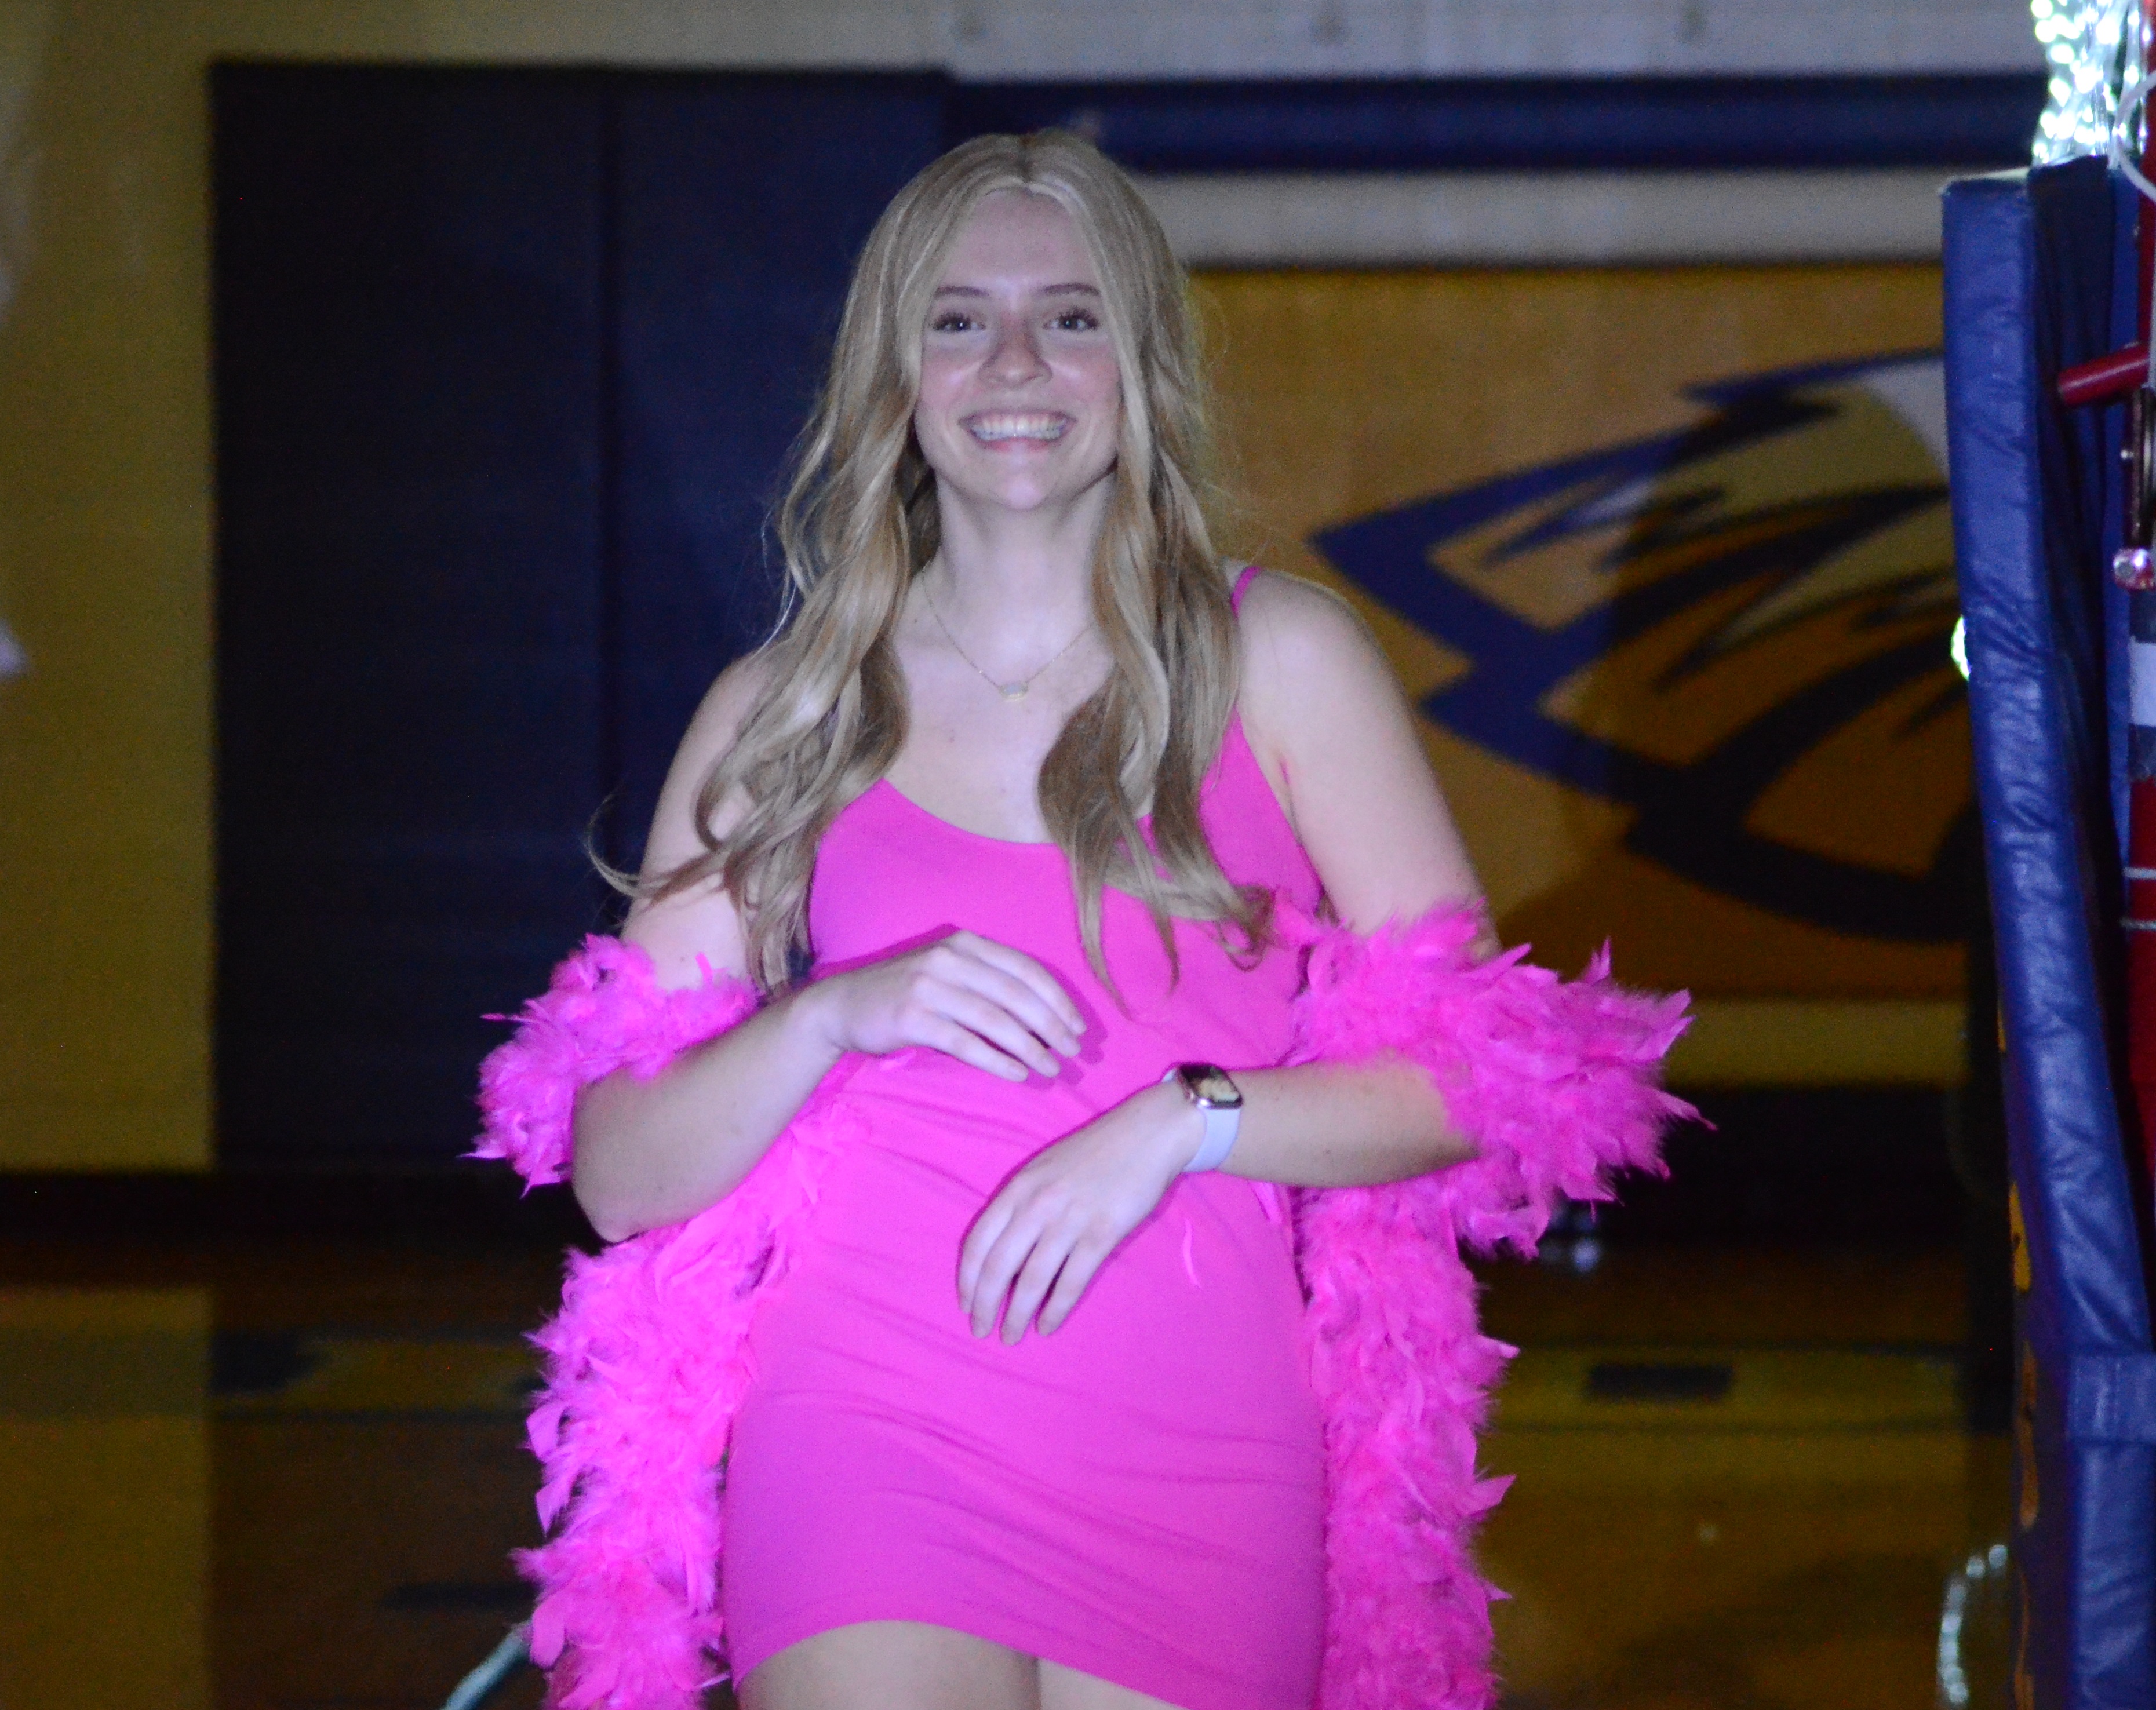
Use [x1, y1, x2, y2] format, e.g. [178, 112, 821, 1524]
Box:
[1231, 562, 1261, 612]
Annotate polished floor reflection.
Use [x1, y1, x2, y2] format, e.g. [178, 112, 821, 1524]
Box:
[3, 1227, 2006, 1710]
[1477, 1250, 2008, 1710]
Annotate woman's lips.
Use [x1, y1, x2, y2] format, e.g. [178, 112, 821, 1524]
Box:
[964, 411, 1073, 444]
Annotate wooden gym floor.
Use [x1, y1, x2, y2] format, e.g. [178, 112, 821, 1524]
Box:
[1, 1164, 2011, 1710]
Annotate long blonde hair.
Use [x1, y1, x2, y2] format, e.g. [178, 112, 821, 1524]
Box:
[650, 130, 1268, 992]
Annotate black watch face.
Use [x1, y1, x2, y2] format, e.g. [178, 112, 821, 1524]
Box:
[1185, 1065, 1242, 1109]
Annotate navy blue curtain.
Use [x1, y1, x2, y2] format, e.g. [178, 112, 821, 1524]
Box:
[212, 67, 945, 1165]
[606, 75, 946, 867]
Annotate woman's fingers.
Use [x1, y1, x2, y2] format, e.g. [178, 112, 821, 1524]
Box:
[1035, 1235, 1112, 1335]
[930, 988, 1062, 1078]
[825, 929, 1084, 1075]
[920, 1016, 1032, 1083]
[971, 1221, 1109, 1342]
[957, 1195, 1015, 1306]
[960, 1183, 1115, 1342]
[956, 958, 1084, 1059]
[962, 1193, 1058, 1337]
[955, 1087, 1185, 1341]
[946, 933, 1086, 1047]
[967, 1219, 1037, 1338]
[999, 1230, 1078, 1345]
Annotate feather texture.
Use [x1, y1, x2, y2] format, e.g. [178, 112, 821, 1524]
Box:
[514, 1088, 859, 1708]
[1281, 905, 1692, 1709]
[467, 938, 861, 1708]
[471, 910, 1690, 1709]
[469, 935, 759, 1189]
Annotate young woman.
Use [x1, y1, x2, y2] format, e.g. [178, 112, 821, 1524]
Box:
[477, 131, 1687, 1710]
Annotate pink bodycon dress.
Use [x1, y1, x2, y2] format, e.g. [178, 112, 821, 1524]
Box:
[720, 580, 1327, 1710]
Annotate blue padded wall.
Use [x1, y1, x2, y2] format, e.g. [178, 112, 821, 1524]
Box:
[1944, 158, 2156, 1709]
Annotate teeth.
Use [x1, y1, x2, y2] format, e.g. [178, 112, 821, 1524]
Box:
[968, 413, 1069, 442]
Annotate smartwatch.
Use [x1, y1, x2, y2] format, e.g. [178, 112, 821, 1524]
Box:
[1164, 1062, 1244, 1173]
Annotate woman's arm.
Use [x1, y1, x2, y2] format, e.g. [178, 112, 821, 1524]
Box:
[956, 1054, 1465, 1341]
[571, 657, 1087, 1243]
[1236, 567, 1485, 943]
[1214, 567, 1492, 1182]
[569, 657, 824, 1240]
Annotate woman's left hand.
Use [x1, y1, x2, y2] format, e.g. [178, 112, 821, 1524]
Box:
[959, 1082, 1200, 1343]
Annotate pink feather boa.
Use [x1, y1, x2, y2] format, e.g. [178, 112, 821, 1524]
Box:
[472, 909, 1691, 1709]
[1279, 907, 1691, 1709]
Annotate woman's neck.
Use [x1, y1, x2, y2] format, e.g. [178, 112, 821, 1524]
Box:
[927, 480, 1108, 641]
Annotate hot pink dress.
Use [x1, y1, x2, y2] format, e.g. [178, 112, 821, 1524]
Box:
[720, 592, 1329, 1709]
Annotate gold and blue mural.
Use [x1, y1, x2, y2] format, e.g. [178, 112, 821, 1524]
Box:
[1203, 266, 1963, 1015]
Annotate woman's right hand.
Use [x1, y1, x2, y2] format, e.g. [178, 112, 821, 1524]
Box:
[800, 930, 1086, 1081]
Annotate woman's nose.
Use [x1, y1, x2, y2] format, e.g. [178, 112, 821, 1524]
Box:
[983, 319, 1049, 384]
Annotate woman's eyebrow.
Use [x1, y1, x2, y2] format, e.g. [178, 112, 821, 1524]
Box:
[930, 281, 1102, 298]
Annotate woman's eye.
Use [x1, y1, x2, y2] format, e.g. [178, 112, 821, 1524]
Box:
[930, 313, 978, 333]
[1051, 310, 1100, 332]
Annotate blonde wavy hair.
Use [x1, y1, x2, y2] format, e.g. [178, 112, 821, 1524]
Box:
[649, 130, 1268, 993]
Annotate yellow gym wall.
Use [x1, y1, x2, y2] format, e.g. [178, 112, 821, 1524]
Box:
[0, 1, 913, 1172]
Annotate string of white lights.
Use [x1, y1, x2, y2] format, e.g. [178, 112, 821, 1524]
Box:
[2033, 0, 2146, 162]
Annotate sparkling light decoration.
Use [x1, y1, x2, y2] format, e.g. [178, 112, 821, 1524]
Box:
[2032, 0, 2146, 163]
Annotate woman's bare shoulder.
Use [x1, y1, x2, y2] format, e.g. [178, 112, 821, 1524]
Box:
[663, 651, 778, 810]
[622, 650, 777, 983]
[1233, 568, 1394, 746]
[1230, 567, 1484, 932]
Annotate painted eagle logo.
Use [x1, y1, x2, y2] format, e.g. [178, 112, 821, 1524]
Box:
[1310, 353, 1966, 944]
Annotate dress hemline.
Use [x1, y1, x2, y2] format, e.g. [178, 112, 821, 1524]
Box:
[729, 1594, 1306, 1710]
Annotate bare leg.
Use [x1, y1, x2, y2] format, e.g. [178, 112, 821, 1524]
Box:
[740, 1620, 1040, 1710]
[1037, 1659, 1183, 1710]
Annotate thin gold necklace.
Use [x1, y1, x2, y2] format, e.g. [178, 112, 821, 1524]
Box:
[923, 580, 1090, 703]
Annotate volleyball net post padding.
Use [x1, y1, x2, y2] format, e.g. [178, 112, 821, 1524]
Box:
[1944, 156, 2156, 1709]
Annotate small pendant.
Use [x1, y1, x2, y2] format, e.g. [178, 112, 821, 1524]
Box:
[999, 682, 1028, 702]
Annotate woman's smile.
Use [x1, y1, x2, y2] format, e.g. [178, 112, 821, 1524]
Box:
[965, 411, 1073, 445]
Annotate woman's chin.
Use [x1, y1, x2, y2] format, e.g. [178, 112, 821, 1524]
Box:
[940, 472, 1112, 523]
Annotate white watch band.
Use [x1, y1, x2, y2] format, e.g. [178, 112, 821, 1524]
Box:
[1165, 1064, 1243, 1173]
[1185, 1101, 1241, 1173]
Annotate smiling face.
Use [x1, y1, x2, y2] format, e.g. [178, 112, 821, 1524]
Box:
[912, 189, 1124, 524]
